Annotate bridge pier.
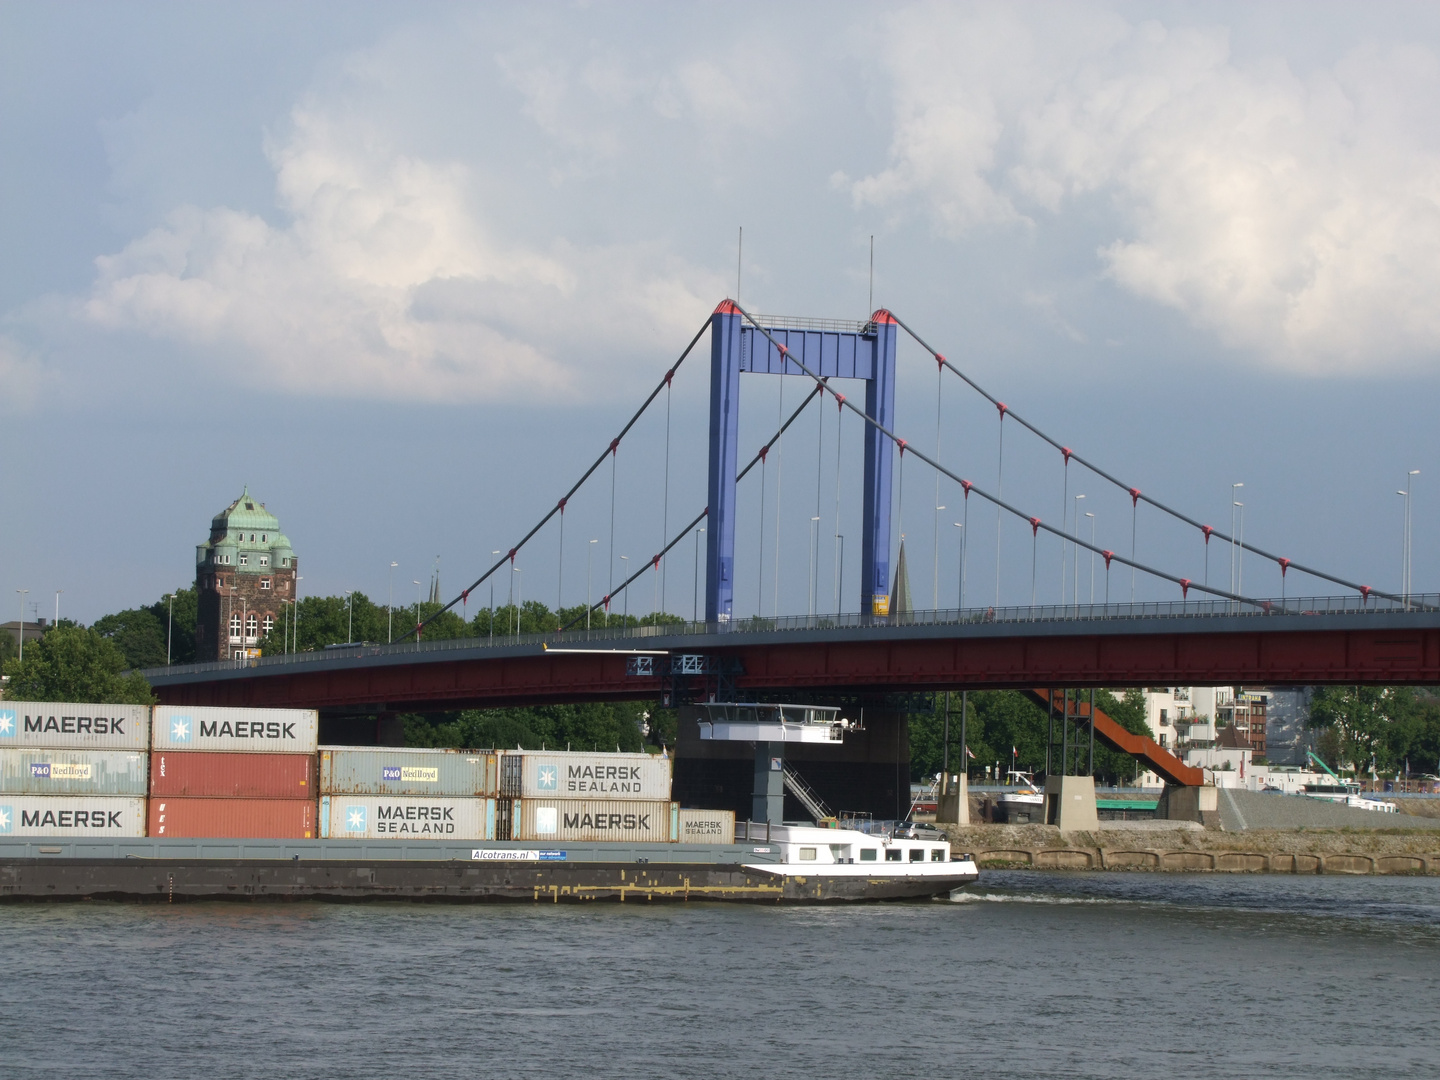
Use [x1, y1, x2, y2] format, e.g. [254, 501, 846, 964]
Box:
[1044, 774, 1099, 832]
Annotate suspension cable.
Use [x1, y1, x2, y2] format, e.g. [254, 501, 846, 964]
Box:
[734, 303, 1265, 607]
[561, 382, 828, 630]
[889, 312, 1398, 603]
[403, 316, 712, 641]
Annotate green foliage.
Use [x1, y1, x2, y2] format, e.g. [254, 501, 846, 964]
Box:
[3, 623, 154, 705]
[91, 587, 198, 669]
[1308, 686, 1440, 775]
[909, 688, 1154, 785]
[0, 628, 16, 668]
[403, 701, 664, 753]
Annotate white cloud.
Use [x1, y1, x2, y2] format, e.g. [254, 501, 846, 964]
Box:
[854, 5, 1440, 372]
[83, 107, 721, 403]
[0, 335, 45, 413]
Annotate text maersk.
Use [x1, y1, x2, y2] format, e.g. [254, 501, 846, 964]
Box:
[564, 811, 651, 831]
[22, 715, 127, 735]
[19, 809, 125, 829]
[376, 805, 455, 834]
[564, 765, 644, 795]
[199, 720, 296, 740]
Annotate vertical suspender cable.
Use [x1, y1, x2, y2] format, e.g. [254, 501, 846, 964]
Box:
[995, 405, 1006, 606]
[661, 375, 671, 616]
[933, 358, 942, 610]
[833, 394, 843, 614]
[773, 373, 784, 617]
[814, 381, 826, 614]
[757, 443, 768, 617]
[1060, 454, 1070, 605]
[557, 501, 565, 622]
[1131, 494, 1139, 602]
[608, 445, 617, 627]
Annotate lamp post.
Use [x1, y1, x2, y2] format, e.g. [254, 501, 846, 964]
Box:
[587, 539, 598, 630]
[1399, 470, 1420, 607]
[54, 589, 62, 626]
[1086, 512, 1096, 605]
[293, 576, 302, 654]
[808, 516, 821, 617]
[619, 556, 629, 623]
[953, 522, 965, 610]
[1234, 502, 1245, 599]
[413, 580, 422, 643]
[15, 589, 28, 661]
[490, 552, 500, 642]
[513, 567, 523, 636]
[1230, 483, 1244, 601]
[388, 561, 398, 642]
[166, 593, 175, 665]
[1072, 494, 1084, 609]
[692, 528, 704, 623]
[932, 506, 945, 610]
[345, 590, 354, 644]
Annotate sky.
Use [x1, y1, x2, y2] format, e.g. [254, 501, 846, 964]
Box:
[3, 0, 1440, 626]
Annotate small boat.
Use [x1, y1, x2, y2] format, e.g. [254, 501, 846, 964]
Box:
[996, 771, 1045, 824]
[736, 820, 979, 900]
[1299, 782, 1398, 813]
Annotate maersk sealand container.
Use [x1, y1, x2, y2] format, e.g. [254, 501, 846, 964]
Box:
[319, 747, 497, 796]
[0, 797, 147, 837]
[1, 749, 149, 795]
[503, 752, 672, 800]
[319, 795, 495, 840]
[0, 702, 150, 750]
[152, 706, 318, 754]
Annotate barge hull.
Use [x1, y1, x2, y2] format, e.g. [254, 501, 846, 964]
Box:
[0, 858, 971, 903]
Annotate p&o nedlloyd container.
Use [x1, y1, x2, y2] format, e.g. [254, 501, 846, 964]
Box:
[152, 706, 319, 755]
[502, 751, 672, 800]
[319, 795, 495, 840]
[0, 796, 147, 837]
[148, 797, 316, 838]
[150, 752, 316, 799]
[1, 749, 148, 796]
[0, 702, 150, 750]
[319, 747, 497, 796]
[514, 799, 677, 843]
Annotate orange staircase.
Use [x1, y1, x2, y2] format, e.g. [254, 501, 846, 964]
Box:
[1023, 689, 1205, 787]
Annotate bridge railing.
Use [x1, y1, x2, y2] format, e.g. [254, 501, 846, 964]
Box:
[137, 593, 1439, 681]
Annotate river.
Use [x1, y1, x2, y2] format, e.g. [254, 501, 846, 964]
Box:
[3, 872, 1437, 1078]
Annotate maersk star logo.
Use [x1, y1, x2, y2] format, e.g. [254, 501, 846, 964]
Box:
[537, 764, 558, 791]
[346, 806, 367, 832]
[0, 710, 14, 738]
[171, 716, 192, 743]
[0, 806, 11, 834]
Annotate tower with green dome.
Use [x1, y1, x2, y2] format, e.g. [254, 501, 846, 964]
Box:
[195, 488, 298, 661]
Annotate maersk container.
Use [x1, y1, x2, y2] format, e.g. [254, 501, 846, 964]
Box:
[152, 706, 319, 754]
[514, 799, 677, 843]
[0, 702, 150, 750]
[150, 752, 316, 799]
[676, 808, 736, 845]
[1, 749, 148, 796]
[148, 797, 316, 839]
[505, 751, 672, 801]
[0, 796, 147, 837]
[319, 747, 497, 796]
[319, 795, 494, 840]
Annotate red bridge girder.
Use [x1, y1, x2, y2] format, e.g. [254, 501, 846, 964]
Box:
[149, 623, 1440, 714]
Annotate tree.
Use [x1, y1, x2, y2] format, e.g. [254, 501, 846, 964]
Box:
[3, 623, 154, 704]
[404, 701, 661, 752]
[91, 587, 199, 669]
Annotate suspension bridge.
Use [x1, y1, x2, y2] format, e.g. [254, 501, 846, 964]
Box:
[145, 300, 1440, 807]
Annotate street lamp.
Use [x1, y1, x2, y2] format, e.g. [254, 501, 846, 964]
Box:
[808, 516, 821, 617]
[619, 556, 629, 622]
[1071, 494, 1085, 608]
[166, 593, 175, 665]
[490, 551, 501, 642]
[587, 539, 598, 630]
[1230, 483, 1244, 598]
[692, 528, 705, 623]
[54, 589, 62, 627]
[345, 590, 354, 644]
[1233, 502, 1245, 598]
[1086, 512, 1096, 605]
[15, 589, 28, 661]
[388, 561, 398, 643]
[953, 523, 965, 610]
[512, 567, 523, 635]
[932, 506, 945, 610]
[1399, 470, 1420, 607]
[412, 580, 423, 644]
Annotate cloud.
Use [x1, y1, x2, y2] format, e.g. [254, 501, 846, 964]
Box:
[0, 335, 46, 413]
[82, 107, 722, 403]
[853, 5, 1440, 372]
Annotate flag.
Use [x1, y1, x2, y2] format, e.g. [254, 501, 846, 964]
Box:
[965, 746, 975, 759]
[1012, 746, 1017, 757]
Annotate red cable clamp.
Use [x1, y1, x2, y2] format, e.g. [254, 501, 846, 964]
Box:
[1129, 487, 1141, 507]
[462, 590, 470, 602]
[1359, 585, 1372, 604]
[1261, 600, 1273, 614]
[897, 439, 907, 456]
[508, 549, 517, 563]
[759, 445, 768, 463]
[558, 497, 567, 512]
[1179, 578, 1191, 599]
[997, 402, 1008, 418]
[664, 368, 674, 387]
[1029, 517, 1041, 536]
[652, 555, 661, 571]
[835, 393, 846, 410]
[936, 353, 946, 368]
[1103, 550, 1115, 570]
[1278, 558, 1291, 577]
[609, 437, 620, 455]
[961, 480, 973, 498]
[1061, 447, 1072, 465]
[1202, 525, 1214, 544]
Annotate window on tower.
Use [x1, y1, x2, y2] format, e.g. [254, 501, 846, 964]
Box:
[259, 554, 269, 566]
[246, 614, 258, 639]
[238, 554, 248, 566]
[260, 578, 272, 590]
[262, 614, 274, 635]
[229, 613, 242, 641]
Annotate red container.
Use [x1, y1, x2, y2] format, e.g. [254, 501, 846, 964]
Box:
[150, 752, 316, 799]
[148, 797, 316, 838]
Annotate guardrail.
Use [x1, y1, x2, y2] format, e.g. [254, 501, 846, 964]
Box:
[138, 592, 1440, 682]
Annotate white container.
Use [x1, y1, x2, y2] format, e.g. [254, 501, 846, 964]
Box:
[676, 808, 735, 844]
[0, 796, 147, 837]
[1, 749, 148, 796]
[0, 702, 150, 750]
[152, 706, 319, 754]
[319, 795, 495, 840]
[515, 799, 677, 843]
[508, 752, 672, 800]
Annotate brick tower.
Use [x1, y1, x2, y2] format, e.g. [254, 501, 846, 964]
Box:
[195, 488, 298, 661]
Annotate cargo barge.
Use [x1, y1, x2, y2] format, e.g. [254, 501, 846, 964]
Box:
[0, 832, 978, 903]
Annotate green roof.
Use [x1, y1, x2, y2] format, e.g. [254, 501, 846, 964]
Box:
[212, 486, 282, 533]
[197, 487, 295, 568]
